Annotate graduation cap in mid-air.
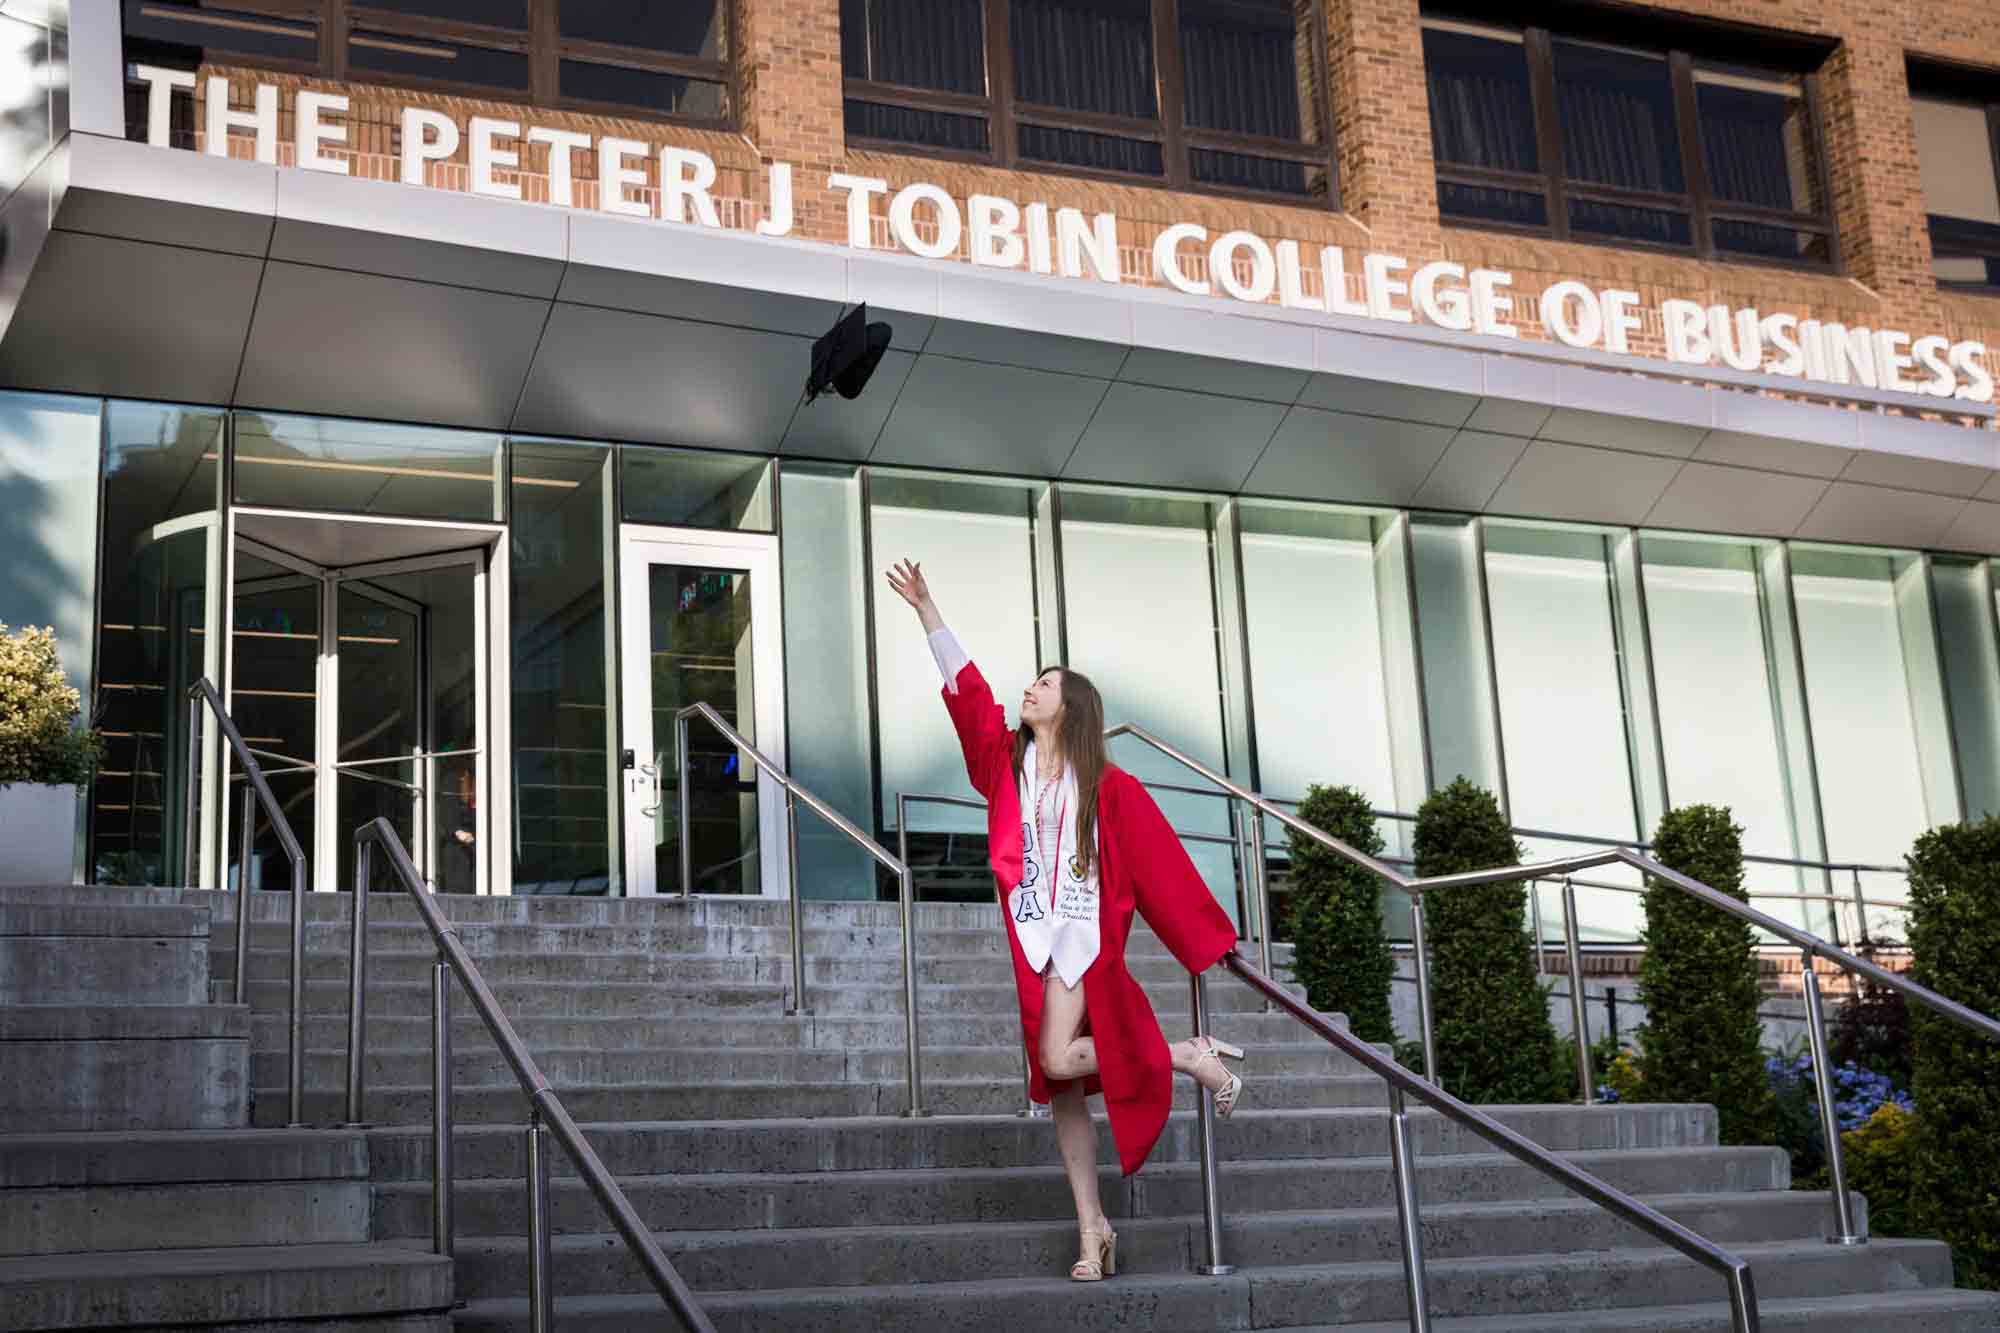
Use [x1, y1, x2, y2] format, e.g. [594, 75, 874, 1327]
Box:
[804, 303, 894, 404]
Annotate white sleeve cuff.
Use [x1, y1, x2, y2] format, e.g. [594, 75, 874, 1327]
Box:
[928, 626, 970, 694]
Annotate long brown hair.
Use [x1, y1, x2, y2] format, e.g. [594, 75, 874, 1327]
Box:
[1013, 666, 1108, 876]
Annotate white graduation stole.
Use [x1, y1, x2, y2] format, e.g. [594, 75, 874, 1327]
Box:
[1007, 741, 1101, 987]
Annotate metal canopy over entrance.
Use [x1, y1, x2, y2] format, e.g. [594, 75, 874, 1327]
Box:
[219, 509, 506, 895]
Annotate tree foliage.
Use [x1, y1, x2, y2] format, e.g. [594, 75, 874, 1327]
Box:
[1283, 784, 1396, 1044]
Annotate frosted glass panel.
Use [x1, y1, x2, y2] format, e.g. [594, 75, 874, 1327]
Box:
[1060, 491, 1237, 927]
[1485, 525, 1642, 940]
[1240, 512, 1397, 807]
[1792, 548, 1930, 922]
[1641, 537, 1808, 930]
[872, 480, 1040, 836]
[780, 465, 877, 899]
[1410, 515, 1501, 795]
[0, 392, 101, 688]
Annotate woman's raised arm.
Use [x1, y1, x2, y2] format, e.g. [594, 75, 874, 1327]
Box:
[885, 558, 1010, 798]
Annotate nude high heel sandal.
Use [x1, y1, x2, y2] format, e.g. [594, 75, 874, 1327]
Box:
[1071, 1226, 1117, 1282]
[1191, 1037, 1246, 1119]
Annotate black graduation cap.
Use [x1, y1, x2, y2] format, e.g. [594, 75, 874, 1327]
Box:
[805, 303, 894, 404]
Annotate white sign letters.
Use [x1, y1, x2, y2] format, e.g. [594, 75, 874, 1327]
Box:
[136, 69, 1993, 405]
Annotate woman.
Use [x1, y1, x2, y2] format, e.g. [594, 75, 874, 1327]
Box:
[886, 558, 1246, 1283]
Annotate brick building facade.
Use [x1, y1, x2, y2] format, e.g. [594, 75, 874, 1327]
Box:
[178, 0, 2000, 405]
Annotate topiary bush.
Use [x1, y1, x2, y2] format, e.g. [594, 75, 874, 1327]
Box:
[1635, 805, 1773, 1145]
[1411, 778, 1564, 1103]
[0, 624, 100, 787]
[1283, 783, 1395, 1044]
[1906, 819, 2000, 1290]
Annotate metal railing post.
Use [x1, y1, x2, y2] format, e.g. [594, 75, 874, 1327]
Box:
[676, 714, 693, 899]
[785, 791, 809, 1016]
[891, 800, 927, 1118]
[183, 695, 202, 888]
[233, 786, 253, 1005]
[1409, 894, 1439, 1088]
[1190, 972, 1232, 1276]
[344, 838, 372, 1126]
[1850, 868, 1870, 947]
[1561, 878, 1595, 1106]
[1386, 1085, 1432, 1333]
[287, 853, 306, 1128]
[1727, 1262, 1762, 1333]
[1247, 804, 1273, 989]
[431, 956, 455, 1257]
[526, 1111, 554, 1333]
[1528, 879, 1545, 975]
[1800, 950, 1864, 1245]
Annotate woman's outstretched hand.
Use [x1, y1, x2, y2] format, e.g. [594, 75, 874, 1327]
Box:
[887, 559, 944, 634]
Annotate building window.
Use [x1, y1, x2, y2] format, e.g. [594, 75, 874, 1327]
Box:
[1909, 62, 2000, 291]
[120, 0, 731, 129]
[1421, 9, 1837, 269]
[841, 0, 1337, 206]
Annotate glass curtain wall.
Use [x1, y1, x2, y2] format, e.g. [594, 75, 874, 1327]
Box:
[1482, 522, 1645, 940]
[1933, 557, 2000, 822]
[1059, 486, 1241, 928]
[869, 470, 1047, 900]
[1235, 500, 1427, 933]
[779, 463, 876, 899]
[91, 402, 224, 886]
[1639, 534, 1817, 931]
[511, 440, 618, 895]
[1791, 546, 1959, 938]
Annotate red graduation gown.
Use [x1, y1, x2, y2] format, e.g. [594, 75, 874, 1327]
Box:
[941, 660, 1237, 1176]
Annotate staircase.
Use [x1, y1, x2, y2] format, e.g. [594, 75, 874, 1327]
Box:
[0, 884, 454, 1332]
[192, 891, 2000, 1331]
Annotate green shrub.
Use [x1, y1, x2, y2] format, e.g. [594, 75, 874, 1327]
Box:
[1843, 1103, 1920, 1239]
[1906, 819, 2000, 1290]
[1283, 784, 1395, 1044]
[1411, 778, 1563, 1103]
[1634, 805, 1773, 1145]
[0, 625, 100, 787]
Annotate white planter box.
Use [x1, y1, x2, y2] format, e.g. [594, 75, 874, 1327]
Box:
[0, 784, 78, 885]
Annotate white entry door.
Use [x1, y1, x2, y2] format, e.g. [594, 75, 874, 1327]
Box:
[618, 527, 787, 897]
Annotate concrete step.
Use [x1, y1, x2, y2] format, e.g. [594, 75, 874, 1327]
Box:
[259, 1040, 1380, 1091]
[257, 1008, 1352, 1055]
[360, 1105, 1726, 1181]
[199, 892, 1271, 942]
[450, 1237, 1955, 1332]
[222, 946, 1265, 991]
[0, 1004, 249, 1131]
[1, 891, 213, 1004]
[0, 1128, 372, 1257]
[374, 1146, 1786, 1241]
[1326, 1289, 2000, 1330]
[227, 975, 1284, 1019]
[0, 1242, 453, 1331]
[271, 1071, 1390, 1126]
[448, 1191, 1848, 1295]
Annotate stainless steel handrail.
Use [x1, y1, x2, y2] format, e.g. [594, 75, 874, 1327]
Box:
[347, 818, 716, 1333]
[672, 702, 928, 1116]
[1101, 720, 2000, 1252]
[1221, 950, 1762, 1333]
[183, 678, 308, 1128]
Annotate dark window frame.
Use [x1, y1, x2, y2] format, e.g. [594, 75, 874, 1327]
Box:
[1908, 58, 2000, 297]
[123, 0, 737, 132]
[842, 0, 1342, 211]
[1421, 7, 1841, 274]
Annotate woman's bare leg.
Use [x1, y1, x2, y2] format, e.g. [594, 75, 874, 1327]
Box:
[1041, 973, 1110, 1254]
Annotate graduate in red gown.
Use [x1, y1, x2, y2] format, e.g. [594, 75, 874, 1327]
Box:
[886, 559, 1245, 1283]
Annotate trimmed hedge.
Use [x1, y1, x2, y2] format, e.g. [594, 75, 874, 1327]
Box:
[1635, 805, 1773, 1146]
[1906, 819, 2000, 1290]
[1284, 784, 1395, 1044]
[1411, 778, 1563, 1103]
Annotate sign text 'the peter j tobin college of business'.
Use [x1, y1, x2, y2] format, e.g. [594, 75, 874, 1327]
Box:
[136, 69, 1996, 406]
